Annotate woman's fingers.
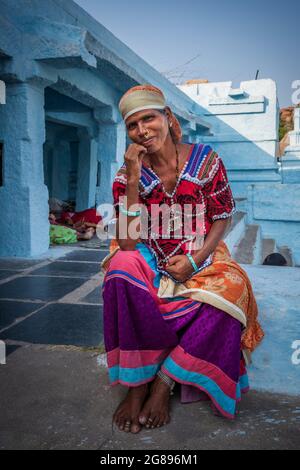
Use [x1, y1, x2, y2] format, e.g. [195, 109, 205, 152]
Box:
[124, 144, 148, 179]
[168, 255, 181, 263]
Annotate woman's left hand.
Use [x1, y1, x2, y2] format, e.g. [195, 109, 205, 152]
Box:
[165, 255, 195, 282]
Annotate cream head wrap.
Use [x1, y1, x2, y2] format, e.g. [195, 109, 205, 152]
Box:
[119, 84, 182, 144]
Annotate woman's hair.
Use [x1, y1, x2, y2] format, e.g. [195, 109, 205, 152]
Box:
[157, 108, 181, 144]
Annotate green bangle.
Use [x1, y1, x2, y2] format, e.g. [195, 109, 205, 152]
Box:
[186, 253, 198, 272]
[119, 204, 141, 217]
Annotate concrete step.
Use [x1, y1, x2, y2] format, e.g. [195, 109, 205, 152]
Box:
[261, 238, 276, 264]
[224, 211, 246, 254]
[233, 224, 262, 265]
[278, 245, 294, 267]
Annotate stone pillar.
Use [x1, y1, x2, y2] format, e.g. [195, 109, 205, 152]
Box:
[0, 82, 49, 257]
[281, 107, 300, 183]
[75, 128, 98, 211]
[0, 80, 5, 104]
[95, 120, 126, 207]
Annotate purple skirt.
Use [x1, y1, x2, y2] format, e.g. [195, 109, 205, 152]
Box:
[102, 246, 249, 419]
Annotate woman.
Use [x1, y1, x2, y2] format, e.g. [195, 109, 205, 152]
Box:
[101, 84, 264, 434]
[49, 213, 95, 244]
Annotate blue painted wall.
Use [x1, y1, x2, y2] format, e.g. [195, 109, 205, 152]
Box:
[0, 0, 209, 257]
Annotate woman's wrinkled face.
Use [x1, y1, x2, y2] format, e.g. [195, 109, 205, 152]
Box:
[125, 108, 171, 153]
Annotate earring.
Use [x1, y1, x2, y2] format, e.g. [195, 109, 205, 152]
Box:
[169, 122, 173, 128]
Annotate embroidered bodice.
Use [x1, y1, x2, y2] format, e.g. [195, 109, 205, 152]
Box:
[112, 144, 236, 278]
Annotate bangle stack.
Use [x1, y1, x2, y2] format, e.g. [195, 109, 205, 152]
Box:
[119, 204, 141, 217]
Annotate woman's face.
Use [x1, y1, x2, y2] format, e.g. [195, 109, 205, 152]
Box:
[125, 108, 171, 153]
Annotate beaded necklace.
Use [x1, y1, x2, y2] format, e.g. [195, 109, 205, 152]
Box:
[149, 144, 182, 232]
[149, 143, 179, 193]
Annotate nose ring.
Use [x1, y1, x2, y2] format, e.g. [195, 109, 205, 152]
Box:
[144, 129, 150, 138]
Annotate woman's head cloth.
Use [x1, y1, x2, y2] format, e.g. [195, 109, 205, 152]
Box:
[119, 84, 182, 144]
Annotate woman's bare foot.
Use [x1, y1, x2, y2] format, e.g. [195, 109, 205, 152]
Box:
[113, 383, 149, 433]
[138, 376, 172, 429]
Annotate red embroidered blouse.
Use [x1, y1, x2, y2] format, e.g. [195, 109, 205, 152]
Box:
[112, 143, 236, 278]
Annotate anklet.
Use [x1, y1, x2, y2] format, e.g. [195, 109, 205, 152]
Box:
[157, 370, 175, 395]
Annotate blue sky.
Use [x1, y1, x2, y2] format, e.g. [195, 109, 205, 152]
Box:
[75, 0, 299, 108]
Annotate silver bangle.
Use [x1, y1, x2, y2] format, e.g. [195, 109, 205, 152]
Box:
[157, 370, 175, 395]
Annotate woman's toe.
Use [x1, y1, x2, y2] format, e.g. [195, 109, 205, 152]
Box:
[131, 420, 141, 434]
[156, 416, 164, 428]
[145, 415, 155, 428]
[118, 418, 125, 430]
[138, 413, 148, 425]
[151, 416, 160, 428]
[124, 420, 131, 432]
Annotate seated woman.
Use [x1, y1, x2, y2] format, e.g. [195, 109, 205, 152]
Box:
[101, 85, 264, 434]
[49, 213, 95, 244]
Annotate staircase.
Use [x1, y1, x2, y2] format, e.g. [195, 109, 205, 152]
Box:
[224, 211, 294, 266]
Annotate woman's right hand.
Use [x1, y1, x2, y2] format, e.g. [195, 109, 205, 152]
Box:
[124, 143, 148, 182]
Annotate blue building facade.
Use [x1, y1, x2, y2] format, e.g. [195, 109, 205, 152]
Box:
[180, 81, 300, 265]
[0, 0, 211, 257]
[1, 0, 299, 265]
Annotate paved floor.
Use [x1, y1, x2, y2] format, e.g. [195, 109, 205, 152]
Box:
[0, 247, 299, 450]
[0, 246, 107, 346]
[0, 344, 299, 450]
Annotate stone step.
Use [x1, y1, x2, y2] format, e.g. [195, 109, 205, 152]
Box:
[232, 224, 262, 265]
[261, 238, 276, 264]
[224, 211, 246, 254]
[278, 245, 294, 267]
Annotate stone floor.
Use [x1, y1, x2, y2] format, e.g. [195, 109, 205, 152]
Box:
[0, 245, 108, 345]
[0, 246, 299, 450]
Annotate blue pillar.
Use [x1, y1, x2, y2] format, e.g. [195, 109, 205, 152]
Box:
[95, 121, 126, 207]
[0, 82, 49, 257]
[75, 128, 98, 211]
